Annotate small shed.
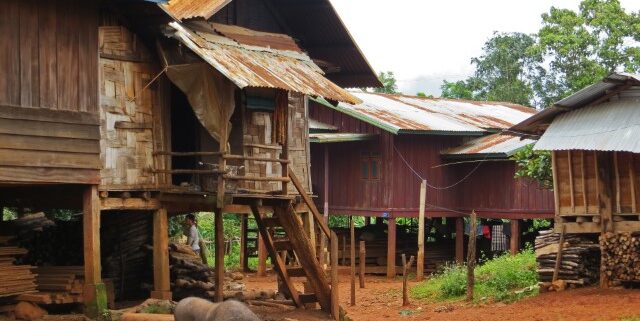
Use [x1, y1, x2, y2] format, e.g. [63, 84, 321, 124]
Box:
[512, 73, 640, 234]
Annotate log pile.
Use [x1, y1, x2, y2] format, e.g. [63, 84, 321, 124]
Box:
[0, 247, 37, 297]
[600, 232, 640, 284]
[161, 243, 256, 301]
[535, 230, 600, 288]
[17, 266, 85, 305]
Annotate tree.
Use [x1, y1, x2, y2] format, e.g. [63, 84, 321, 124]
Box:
[511, 145, 553, 189]
[440, 32, 541, 106]
[374, 71, 399, 94]
[532, 0, 640, 106]
[440, 80, 475, 100]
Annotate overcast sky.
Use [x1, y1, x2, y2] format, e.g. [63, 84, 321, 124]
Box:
[329, 0, 640, 96]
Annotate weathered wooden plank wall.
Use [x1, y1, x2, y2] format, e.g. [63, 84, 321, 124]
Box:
[309, 101, 555, 219]
[0, 0, 100, 184]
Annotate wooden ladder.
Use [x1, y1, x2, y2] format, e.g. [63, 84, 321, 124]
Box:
[250, 172, 334, 312]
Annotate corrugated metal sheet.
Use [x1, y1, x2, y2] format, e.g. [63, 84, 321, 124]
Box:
[168, 22, 360, 105]
[160, 0, 231, 21]
[309, 119, 337, 132]
[534, 97, 640, 152]
[443, 134, 535, 158]
[309, 133, 376, 143]
[324, 92, 536, 134]
[511, 73, 640, 134]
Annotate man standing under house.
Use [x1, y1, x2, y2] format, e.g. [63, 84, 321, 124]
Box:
[185, 214, 201, 255]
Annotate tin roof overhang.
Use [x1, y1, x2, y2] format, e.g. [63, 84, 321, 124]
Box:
[167, 22, 361, 105]
[310, 133, 377, 144]
[443, 134, 535, 160]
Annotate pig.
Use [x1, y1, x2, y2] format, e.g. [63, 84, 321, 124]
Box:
[174, 297, 261, 321]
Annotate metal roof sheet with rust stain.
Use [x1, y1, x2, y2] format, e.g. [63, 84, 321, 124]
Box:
[443, 134, 535, 158]
[324, 92, 536, 134]
[160, 0, 231, 21]
[167, 22, 360, 105]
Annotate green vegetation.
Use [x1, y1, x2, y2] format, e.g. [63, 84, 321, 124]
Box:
[411, 249, 538, 303]
[374, 71, 399, 94]
[512, 145, 553, 189]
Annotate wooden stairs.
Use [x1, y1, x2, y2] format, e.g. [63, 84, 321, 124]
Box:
[250, 171, 335, 312]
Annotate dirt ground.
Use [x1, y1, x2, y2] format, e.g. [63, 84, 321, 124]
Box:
[244, 273, 640, 321]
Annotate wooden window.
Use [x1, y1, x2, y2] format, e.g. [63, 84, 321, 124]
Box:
[361, 152, 381, 180]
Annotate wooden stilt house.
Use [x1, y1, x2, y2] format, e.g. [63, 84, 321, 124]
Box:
[0, 0, 378, 315]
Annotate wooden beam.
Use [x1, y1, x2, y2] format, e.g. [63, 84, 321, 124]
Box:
[330, 231, 339, 321]
[214, 208, 224, 302]
[416, 180, 426, 281]
[350, 217, 356, 306]
[630, 154, 637, 214]
[321, 144, 330, 267]
[614, 152, 621, 214]
[455, 217, 464, 264]
[568, 151, 575, 212]
[386, 217, 397, 278]
[359, 241, 366, 289]
[510, 219, 520, 256]
[257, 230, 267, 277]
[151, 208, 171, 300]
[552, 152, 561, 225]
[240, 215, 249, 272]
[100, 198, 160, 211]
[82, 185, 107, 317]
[552, 225, 566, 283]
[466, 211, 477, 302]
[597, 152, 614, 288]
[581, 151, 588, 210]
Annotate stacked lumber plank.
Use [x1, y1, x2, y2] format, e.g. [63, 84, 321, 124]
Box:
[18, 266, 85, 305]
[0, 246, 37, 298]
[535, 230, 600, 288]
[600, 232, 640, 284]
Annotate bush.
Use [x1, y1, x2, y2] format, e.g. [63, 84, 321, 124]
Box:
[411, 249, 538, 303]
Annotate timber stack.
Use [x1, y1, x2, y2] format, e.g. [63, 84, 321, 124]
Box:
[17, 266, 85, 305]
[535, 230, 600, 289]
[600, 232, 640, 285]
[0, 236, 37, 315]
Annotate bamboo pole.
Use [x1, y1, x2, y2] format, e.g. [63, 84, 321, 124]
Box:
[466, 211, 477, 302]
[417, 180, 426, 281]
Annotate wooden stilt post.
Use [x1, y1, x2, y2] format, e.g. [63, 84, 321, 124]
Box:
[240, 215, 249, 272]
[83, 185, 107, 317]
[455, 217, 464, 264]
[510, 219, 520, 256]
[417, 180, 426, 281]
[350, 217, 356, 306]
[214, 209, 224, 302]
[321, 144, 330, 267]
[597, 152, 614, 289]
[359, 241, 366, 288]
[466, 211, 477, 302]
[552, 224, 566, 283]
[330, 231, 339, 321]
[402, 254, 415, 306]
[151, 208, 171, 300]
[387, 217, 397, 278]
[257, 225, 267, 277]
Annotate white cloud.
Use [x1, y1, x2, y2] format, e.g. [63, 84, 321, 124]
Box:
[330, 0, 640, 96]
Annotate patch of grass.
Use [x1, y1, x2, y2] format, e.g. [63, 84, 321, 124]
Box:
[619, 317, 640, 321]
[411, 249, 538, 303]
[139, 303, 172, 315]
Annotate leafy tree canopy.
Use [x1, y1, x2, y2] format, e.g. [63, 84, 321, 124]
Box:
[374, 71, 399, 94]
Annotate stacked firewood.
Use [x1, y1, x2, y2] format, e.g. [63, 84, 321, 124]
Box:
[600, 232, 640, 284]
[535, 230, 600, 287]
[158, 243, 262, 301]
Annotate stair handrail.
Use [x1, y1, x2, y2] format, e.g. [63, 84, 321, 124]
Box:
[288, 171, 331, 238]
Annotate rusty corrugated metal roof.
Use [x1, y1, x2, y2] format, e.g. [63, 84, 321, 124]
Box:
[320, 92, 536, 134]
[443, 134, 535, 158]
[159, 0, 231, 21]
[167, 22, 361, 105]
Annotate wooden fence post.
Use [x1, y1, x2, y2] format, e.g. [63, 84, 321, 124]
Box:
[359, 241, 366, 288]
[417, 180, 426, 281]
[402, 254, 415, 306]
[466, 211, 477, 302]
